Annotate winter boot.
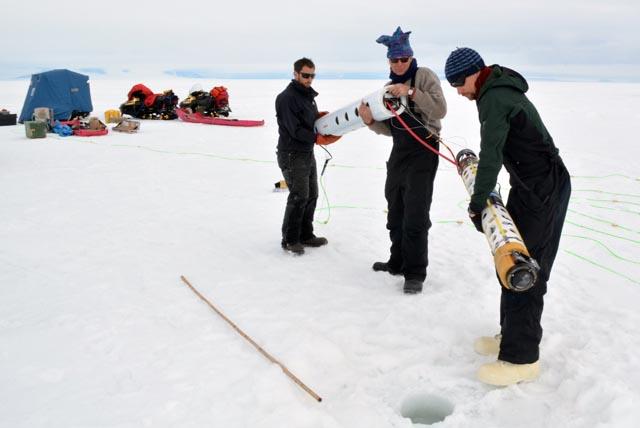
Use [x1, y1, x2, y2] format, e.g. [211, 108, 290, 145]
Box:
[301, 236, 328, 247]
[282, 242, 305, 255]
[403, 279, 423, 294]
[372, 262, 402, 276]
[478, 360, 540, 386]
[474, 334, 502, 356]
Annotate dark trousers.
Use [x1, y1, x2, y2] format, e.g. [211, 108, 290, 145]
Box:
[385, 153, 439, 281]
[277, 150, 318, 244]
[498, 163, 571, 364]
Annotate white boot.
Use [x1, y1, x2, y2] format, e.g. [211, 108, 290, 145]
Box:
[474, 334, 501, 356]
[478, 360, 540, 386]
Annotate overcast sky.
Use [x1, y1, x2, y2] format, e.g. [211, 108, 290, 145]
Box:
[2, 0, 638, 81]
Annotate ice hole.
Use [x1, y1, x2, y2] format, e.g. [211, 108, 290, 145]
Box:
[400, 392, 454, 426]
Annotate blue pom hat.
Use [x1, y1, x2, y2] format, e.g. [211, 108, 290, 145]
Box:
[444, 47, 485, 85]
[376, 26, 414, 59]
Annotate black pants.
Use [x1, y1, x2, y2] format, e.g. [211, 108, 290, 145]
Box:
[385, 152, 439, 281]
[498, 163, 571, 364]
[277, 150, 318, 245]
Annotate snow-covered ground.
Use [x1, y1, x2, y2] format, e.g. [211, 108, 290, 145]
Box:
[1, 77, 639, 428]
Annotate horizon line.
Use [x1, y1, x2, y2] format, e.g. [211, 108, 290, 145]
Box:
[3, 68, 639, 84]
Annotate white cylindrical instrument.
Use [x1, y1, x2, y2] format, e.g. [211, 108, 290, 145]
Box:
[314, 86, 407, 136]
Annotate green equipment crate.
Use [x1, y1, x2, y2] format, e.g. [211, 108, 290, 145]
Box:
[24, 121, 47, 138]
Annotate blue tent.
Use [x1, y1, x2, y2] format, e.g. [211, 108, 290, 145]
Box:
[19, 69, 93, 123]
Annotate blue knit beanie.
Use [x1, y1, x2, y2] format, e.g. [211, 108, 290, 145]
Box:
[445, 47, 485, 84]
[376, 26, 414, 59]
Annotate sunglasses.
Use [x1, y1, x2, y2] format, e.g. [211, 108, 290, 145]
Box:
[299, 72, 316, 79]
[450, 74, 467, 88]
[390, 57, 411, 64]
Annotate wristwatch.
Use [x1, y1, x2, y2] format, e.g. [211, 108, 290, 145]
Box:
[408, 87, 415, 99]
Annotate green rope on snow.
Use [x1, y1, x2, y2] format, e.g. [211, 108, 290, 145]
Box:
[567, 209, 640, 235]
[565, 221, 640, 245]
[563, 234, 640, 265]
[584, 199, 640, 207]
[587, 204, 640, 215]
[564, 250, 640, 285]
[571, 173, 640, 182]
[571, 189, 640, 199]
[112, 144, 276, 164]
[316, 174, 331, 224]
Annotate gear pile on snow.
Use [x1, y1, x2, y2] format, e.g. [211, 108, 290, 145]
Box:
[119, 84, 179, 120]
[179, 84, 231, 117]
[47, 116, 109, 137]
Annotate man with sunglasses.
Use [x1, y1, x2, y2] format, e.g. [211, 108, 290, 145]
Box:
[359, 27, 447, 294]
[276, 57, 338, 255]
[444, 47, 571, 385]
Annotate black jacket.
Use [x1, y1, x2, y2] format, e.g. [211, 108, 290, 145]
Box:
[275, 80, 319, 152]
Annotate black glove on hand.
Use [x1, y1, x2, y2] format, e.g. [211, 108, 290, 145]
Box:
[468, 203, 484, 233]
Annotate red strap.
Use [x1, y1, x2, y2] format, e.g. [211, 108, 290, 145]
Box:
[386, 102, 458, 168]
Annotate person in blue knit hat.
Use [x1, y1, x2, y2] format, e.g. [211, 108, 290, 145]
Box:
[444, 47, 571, 386]
[359, 27, 447, 294]
[444, 47, 485, 94]
[376, 26, 415, 58]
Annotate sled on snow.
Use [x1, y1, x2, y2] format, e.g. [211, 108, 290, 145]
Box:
[175, 108, 264, 127]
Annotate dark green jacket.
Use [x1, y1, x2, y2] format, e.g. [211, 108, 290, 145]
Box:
[471, 66, 560, 210]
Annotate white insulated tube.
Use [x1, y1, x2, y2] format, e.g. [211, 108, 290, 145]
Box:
[314, 86, 407, 136]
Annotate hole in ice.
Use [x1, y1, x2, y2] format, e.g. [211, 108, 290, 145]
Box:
[400, 392, 454, 426]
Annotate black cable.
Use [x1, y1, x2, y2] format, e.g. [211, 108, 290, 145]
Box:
[319, 145, 333, 176]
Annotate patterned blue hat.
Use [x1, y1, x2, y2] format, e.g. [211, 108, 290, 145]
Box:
[445, 47, 485, 84]
[376, 26, 414, 59]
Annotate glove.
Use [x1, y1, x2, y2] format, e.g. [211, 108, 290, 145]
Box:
[318, 111, 329, 118]
[52, 120, 73, 137]
[467, 203, 484, 233]
[316, 134, 341, 145]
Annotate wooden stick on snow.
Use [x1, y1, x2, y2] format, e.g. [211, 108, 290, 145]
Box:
[180, 275, 322, 402]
